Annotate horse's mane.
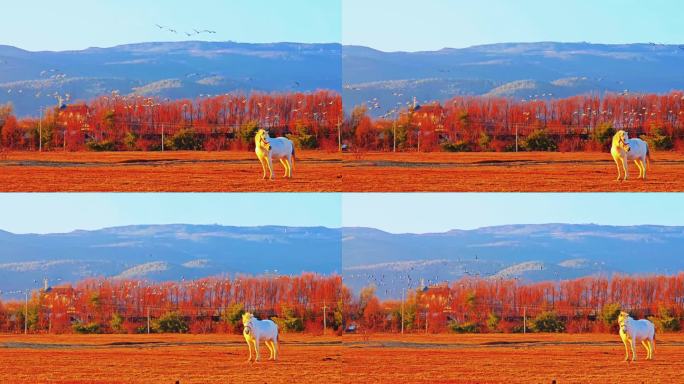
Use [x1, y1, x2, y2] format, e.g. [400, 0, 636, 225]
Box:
[612, 130, 625, 147]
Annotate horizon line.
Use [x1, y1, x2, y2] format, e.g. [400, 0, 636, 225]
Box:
[2, 222, 678, 236]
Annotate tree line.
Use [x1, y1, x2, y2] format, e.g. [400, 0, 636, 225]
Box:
[0, 274, 347, 335]
[0, 90, 342, 152]
[346, 92, 684, 152]
[2, 273, 684, 335]
[349, 273, 684, 334]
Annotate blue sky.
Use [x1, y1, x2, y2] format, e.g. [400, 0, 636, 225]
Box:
[343, 193, 684, 233]
[343, 0, 684, 51]
[0, 193, 342, 234]
[1, 0, 341, 51]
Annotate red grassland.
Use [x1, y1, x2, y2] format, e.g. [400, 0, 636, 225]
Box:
[0, 150, 341, 192]
[0, 334, 343, 384]
[342, 151, 684, 192]
[342, 333, 684, 384]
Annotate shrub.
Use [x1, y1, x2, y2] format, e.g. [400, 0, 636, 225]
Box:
[591, 122, 616, 151]
[72, 321, 102, 334]
[272, 306, 304, 332]
[166, 128, 203, 150]
[529, 311, 565, 333]
[448, 320, 478, 333]
[124, 132, 138, 150]
[222, 303, 245, 330]
[523, 129, 557, 151]
[649, 307, 681, 332]
[478, 132, 492, 151]
[288, 124, 318, 150]
[642, 127, 674, 150]
[153, 311, 188, 333]
[86, 139, 116, 151]
[239, 121, 260, 145]
[110, 313, 124, 333]
[441, 140, 472, 152]
[487, 313, 501, 332]
[600, 303, 622, 327]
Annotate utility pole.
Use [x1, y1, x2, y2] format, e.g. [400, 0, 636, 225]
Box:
[39, 108, 42, 152]
[337, 118, 342, 152]
[401, 288, 405, 335]
[161, 124, 165, 152]
[523, 307, 527, 334]
[24, 290, 28, 334]
[425, 311, 429, 334]
[322, 300, 328, 335]
[393, 121, 397, 152]
[147, 307, 151, 334]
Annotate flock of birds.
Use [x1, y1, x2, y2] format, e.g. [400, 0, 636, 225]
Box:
[155, 24, 216, 37]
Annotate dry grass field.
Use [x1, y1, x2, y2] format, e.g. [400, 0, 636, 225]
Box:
[0, 151, 341, 192]
[0, 334, 342, 384]
[342, 333, 684, 383]
[343, 151, 684, 192]
[3, 333, 684, 383]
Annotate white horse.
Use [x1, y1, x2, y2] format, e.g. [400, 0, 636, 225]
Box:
[255, 129, 295, 180]
[611, 130, 651, 181]
[618, 311, 655, 361]
[242, 312, 279, 362]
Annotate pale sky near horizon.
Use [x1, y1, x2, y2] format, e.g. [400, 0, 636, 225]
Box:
[0, 193, 682, 234]
[0, 193, 341, 234]
[343, 193, 684, 234]
[0, 0, 341, 51]
[343, 0, 684, 52]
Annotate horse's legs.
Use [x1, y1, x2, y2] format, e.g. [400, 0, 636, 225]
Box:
[641, 157, 648, 180]
[622, 158, 629, 181]
[614, 158, 622, 182]
[272, 338, 278, 360]
[246, 340, 253, 362]
[288, 155, 293, 178]
[267, 157, 275, 180]
[253, 339, 261, 362]
[650, 336, 655, 359]
[641, 340, 650, 360]
[259, 157, 268, 180]
[265, 340, 274, 360]
[630, 339, 637, 361]
[634, 160, 643, 179]
[622, 339, 630, 361]
[279, 159, 289, 178]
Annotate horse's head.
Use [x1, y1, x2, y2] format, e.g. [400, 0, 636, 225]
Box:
[613, 130, 631, 152]
[618, 311, 630, 327]
[242, 312, 254, 327]
[255, 129, 271, 151]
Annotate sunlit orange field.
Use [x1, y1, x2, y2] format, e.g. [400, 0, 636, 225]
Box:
[343, 151, 684, 192]
[0, 151, 341, 192]
[342, 333, 684, 384]
[0, 334, 342, 384]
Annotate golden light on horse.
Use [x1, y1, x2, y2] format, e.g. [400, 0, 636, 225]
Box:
[242, 312, 280, 362]
[618, 311, 656, 361]
[255, 129, 296, 180]
[611, 130, 651, 181]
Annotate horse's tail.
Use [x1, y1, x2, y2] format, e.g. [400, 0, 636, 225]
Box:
[646, 145, 652, 166]
[291, 143, 296, 170]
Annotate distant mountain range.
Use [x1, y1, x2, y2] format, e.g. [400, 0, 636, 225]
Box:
[0, 225, 341, 298]
[2, 223, 683, 301]
[343, 42, 684, 116]
[3, 41, 683, 118]
[0, 41, 341, 116]
[343, 224, 684, 299]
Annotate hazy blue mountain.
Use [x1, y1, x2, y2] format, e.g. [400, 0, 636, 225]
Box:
[0, 225, 341, 297]
[0, 41, 342, 116]
[343, 224, 684, 299]
[343, 42, 684, 116]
